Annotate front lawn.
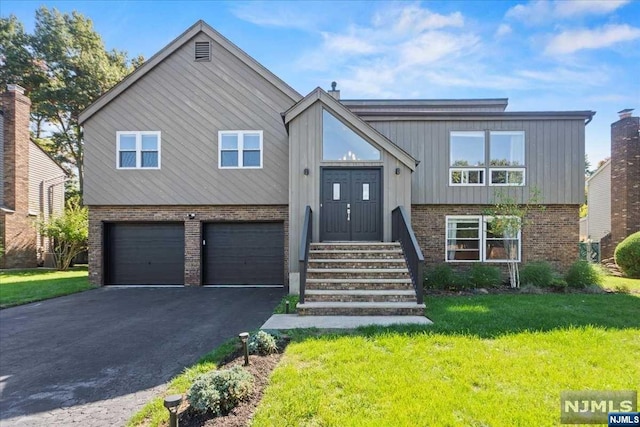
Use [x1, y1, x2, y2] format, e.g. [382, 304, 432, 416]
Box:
[0, 267, 92, 308]
[253, 294, 640, 426]
[602, 275, 640, 293]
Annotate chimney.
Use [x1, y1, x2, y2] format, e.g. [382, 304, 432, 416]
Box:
[328, 81, 340, 100]
[610, 108, 640, 249]
[2, 84, 31, 212]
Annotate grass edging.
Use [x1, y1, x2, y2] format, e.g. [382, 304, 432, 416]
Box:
[126, 338, 239, 427]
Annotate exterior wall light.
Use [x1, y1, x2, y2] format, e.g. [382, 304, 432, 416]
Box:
[188, 213, 196, 219]
[303, 168, 310, 176]
[395, 168, 401, 175]
[163, 394, 183, 427]
[239, 332, 250, 365]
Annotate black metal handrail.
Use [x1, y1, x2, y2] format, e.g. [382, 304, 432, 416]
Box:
[298, 206, 313, 304]
[392, 206, 424, 304]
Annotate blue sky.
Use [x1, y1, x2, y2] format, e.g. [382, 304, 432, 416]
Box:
[3, 0, 639, 166]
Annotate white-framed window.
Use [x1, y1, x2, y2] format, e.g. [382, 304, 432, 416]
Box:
[445, 215, 521, 262]
[116, 131, 161, 169]
[449, 130, 526, 186]
[218, 130, 263, 169]
[489, 131, 525, 186]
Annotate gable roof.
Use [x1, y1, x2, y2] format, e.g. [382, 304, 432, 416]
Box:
[285, 88, 417, 171]
[30, 140, 67, 175]
[79, 20, 302, 124]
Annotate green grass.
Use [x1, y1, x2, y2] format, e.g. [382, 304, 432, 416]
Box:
[0, 267, 93, 308]
[273, 294, 299, 314]
[252, 294, 640, 426]
[602, 275, 640, 293]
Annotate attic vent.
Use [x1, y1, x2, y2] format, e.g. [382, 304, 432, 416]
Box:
[195, 41, 211, 61]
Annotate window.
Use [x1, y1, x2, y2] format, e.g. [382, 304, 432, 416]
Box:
[218, 131, 263, 168]
[449, 131, 485, 185]
[116, 131, 160, 169]
[449, 130, 526, 186]
[446, 216, 521, 262]
[489, 131, 525, 186]
[322, 109, 380, 161]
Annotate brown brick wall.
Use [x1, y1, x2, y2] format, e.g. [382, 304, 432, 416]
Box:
[1, 87, 37, 268]
[412, 204, 579, 274]
[88, 205, 288, 287]
[610, 116, 640, 249]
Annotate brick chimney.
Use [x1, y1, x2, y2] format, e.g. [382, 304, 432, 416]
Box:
[610, 108, 640, 248]
[1, 84, 36, 268]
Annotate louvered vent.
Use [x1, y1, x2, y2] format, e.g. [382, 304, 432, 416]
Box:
[195, 41, 211, 61]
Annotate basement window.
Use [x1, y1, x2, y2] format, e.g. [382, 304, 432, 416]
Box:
[195, 41, 211, 61]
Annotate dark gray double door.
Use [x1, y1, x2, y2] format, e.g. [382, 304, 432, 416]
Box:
[321, 168, 382, 241]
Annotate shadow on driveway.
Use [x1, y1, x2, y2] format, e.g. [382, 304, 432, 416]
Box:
[0, 286, 283, 422]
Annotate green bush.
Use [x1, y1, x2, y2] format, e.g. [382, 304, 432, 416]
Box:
[564, 260, 604, 288]
[520, 261, 555, 287]
[187, 365, 254, 415]
[248, 331, 278, 356]
[468, 264, 502, 288]
[614, 231, 640, 278]
[424, 264, 469, 290]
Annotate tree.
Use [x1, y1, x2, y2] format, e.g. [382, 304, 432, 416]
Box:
[1, 8, 143, 196]
[38, 200, 88, 271]
[485, 189, 544, 288]
[585, 154, 593, 177]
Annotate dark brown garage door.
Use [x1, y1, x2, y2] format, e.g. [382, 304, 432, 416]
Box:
[203, 222, 284, 285]
[105, 223, 184, 285]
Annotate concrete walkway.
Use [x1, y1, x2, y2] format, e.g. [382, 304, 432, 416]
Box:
[261, 314, 432, 330]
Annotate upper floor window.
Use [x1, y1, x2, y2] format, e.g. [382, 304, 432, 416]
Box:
[449, 130, 525, 186]
[218, 130, 263, 169]
[117, 131, 160, 169]
[322, 109, 380, 161]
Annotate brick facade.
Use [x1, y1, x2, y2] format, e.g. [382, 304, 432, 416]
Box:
[412, 204, 579, 274]
[609, 115, 640, 253]
[1, 86, 37, 268]
[88, 205, 288, 287]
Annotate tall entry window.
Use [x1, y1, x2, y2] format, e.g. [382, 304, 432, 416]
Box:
[322, 109, 381, 161]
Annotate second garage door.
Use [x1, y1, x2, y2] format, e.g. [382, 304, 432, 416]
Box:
[203, 222, 284, 285]
[105, 223, 184, 285]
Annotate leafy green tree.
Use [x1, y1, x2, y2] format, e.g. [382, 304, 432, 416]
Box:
[38, 200, 88, 271]
[1, 8, 143, 196]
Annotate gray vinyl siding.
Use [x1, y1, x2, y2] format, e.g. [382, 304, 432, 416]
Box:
[83, 32, 296, 205]
[368, 119, 585, 205]
[29, 142, 65, 216]
[288, 102, 412, 273]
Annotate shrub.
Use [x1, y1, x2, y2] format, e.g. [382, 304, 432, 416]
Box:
[614, 231, 640, 278]
[564, 260, 604, 288]
[519, 261, 555, 287]
[187, 365, 253, 415]
[468, 264, 502, 288]
[424, 264, 469, 290]
[248, 331, 278, 355]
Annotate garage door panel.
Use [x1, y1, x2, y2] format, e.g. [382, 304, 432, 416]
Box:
[106, 223, 184, 285]
[204, 222, 284, 285]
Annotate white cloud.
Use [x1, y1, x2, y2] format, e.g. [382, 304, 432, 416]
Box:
[231, 1, 322, 31]
[373, 4, 464, 34]
[545, 24, 640, 54]
[495, 24, 513, 37]
[506, 0, 630, 24]
[321, 31, 378, 55]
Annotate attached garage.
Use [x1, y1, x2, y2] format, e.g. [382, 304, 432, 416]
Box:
[203, 222, 284, 285]
[104, 223, 184, 285]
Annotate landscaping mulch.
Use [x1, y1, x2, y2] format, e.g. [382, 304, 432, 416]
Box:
[177, 347, 285, 426]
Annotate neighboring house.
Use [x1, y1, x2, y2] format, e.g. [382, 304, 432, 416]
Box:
[583, 159, 611, 242]
[1, 85, 66, 269]
[585, 110, 640, 259]
[79, 21, 594, 295]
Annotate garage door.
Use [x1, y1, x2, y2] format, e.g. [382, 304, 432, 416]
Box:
[203, 222, 284, 285]
[105, 223, 184, 285]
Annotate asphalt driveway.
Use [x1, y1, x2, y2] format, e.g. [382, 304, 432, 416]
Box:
[0, 286, 283, 426]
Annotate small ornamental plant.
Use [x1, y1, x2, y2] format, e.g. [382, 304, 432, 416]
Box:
[248, 331, 278, 356]
[187, 365, 254, 415]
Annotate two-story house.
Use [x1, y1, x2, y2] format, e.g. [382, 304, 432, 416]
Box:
[79, 21, 593, 313]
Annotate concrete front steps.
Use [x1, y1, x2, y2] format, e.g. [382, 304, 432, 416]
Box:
[297, 242, 425, 316]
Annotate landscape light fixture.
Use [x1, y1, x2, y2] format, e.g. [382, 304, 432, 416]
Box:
[163, 394, 183, 427]
[239, 332, 250, 366]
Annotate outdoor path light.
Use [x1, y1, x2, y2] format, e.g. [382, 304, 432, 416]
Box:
[239, 332, 250, 366]
[164, 394, 182, 427]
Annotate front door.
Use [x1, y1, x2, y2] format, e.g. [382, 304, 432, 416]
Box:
[321, 168, 382, 241]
